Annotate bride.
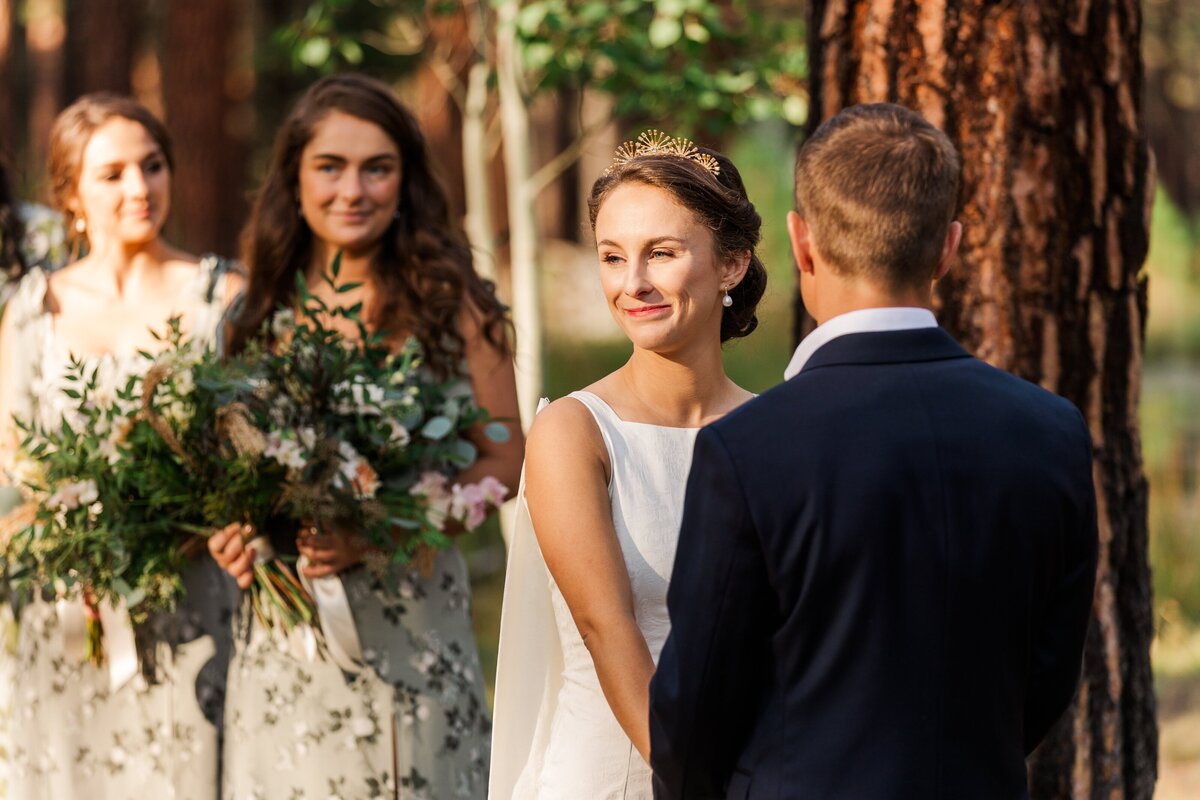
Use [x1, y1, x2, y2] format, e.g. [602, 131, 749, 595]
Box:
[489, 132, 768, 799]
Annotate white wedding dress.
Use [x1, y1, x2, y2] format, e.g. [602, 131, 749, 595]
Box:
[490, 391, 700, 800]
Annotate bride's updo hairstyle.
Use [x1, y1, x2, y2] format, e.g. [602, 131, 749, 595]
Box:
[587, 139, 767, 343]
[47, 93, 174, 252]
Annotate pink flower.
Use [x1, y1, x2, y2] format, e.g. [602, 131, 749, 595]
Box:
[449, 477, 509, 531]
[477, 476, 509, 506]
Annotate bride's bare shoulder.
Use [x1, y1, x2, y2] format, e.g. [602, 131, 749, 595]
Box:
[525, 393, 610, 481]
[528, 395, 602, 449]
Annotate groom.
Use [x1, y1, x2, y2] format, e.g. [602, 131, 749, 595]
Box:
[649, 103, 1098, 799]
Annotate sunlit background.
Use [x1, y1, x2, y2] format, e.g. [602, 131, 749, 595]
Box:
[0, 0, 1196, 794]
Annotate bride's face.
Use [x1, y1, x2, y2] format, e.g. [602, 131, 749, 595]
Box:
[594, 181, 727, 354]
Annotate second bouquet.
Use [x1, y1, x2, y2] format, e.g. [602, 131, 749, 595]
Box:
[140, 262, 509, 644]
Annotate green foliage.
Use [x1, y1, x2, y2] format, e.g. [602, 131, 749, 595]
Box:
[271, 1, 806, 133]
[3, 351, 195, 623]
[272, 0, 427, 77]
[511, 0, 807, 135]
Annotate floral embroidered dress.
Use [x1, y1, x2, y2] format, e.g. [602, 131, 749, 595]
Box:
[0, 259, 237, 800]
[221, 373, 491, 800]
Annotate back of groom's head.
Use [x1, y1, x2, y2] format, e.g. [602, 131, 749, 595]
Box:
[795, 103, 961, 290]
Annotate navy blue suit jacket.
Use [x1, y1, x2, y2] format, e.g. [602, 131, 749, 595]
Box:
[649, 328, 1098, 800]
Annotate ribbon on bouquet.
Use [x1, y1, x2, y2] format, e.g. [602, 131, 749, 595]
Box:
[56, 595, 140, 691]
[245, 534, 322, 665]
[297, 556, 366, 675]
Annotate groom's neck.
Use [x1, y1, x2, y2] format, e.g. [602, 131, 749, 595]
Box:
[810, 275, 934, 326]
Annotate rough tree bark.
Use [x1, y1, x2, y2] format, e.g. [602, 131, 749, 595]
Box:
[66, 0, 136, 96]
[804, 1, 1156, 797]
[161, 0, 244, 256]
[24, 0, 64, 180]
[0, 0, 16, 157]
[1144, 0, 1200, 215]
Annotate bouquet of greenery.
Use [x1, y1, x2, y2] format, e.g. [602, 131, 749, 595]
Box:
[1, 260, 510, 656]
[137, 264, 509, 636]
[0, 354, 196, 665]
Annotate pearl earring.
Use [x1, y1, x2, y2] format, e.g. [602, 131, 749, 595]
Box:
[722, 288, 733, 308]
[74, 217, 86, 234]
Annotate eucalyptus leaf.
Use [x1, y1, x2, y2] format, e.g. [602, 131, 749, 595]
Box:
[421, 416, 454, 440]
[449, 439, 478, 467]
[484, 421, 511, 443]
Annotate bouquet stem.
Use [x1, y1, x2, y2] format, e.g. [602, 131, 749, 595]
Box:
[250, 558, 318, 635]
[84, 603, 105, 667]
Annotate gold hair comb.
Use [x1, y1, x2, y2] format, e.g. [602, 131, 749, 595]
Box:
[604, 129, 721, 177]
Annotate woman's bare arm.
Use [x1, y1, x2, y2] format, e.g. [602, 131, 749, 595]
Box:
[525, 397, 656, 761]
[452, 303, 524, 496]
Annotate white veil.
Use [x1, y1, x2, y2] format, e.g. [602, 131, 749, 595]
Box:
[488, 399, 561, 799]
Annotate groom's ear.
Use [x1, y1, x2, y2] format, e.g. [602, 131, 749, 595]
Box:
[787, 211, 815, 276]
[933, 220, 963, 282]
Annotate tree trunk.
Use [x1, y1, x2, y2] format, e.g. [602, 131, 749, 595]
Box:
[1144, 0, 1200, 215]
[462, 58, 498, 282]
[496, 0, 544, 428]
[0, 0, 16, 159]
[66, 0, 136, 96]
[25, 0, 65, 183]
[161, 0, 243, 256]
[806, 1, 1156, 797]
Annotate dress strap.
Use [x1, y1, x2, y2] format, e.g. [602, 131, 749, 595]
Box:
[566, 391, 621, 491]
[192, 255, 241, 349]
[566, 390, 621, 425]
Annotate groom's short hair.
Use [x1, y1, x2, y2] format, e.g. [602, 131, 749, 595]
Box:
[794, 103, 961, 289]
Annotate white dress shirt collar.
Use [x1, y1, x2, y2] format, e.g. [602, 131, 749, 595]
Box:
[783, 307, 938, 380]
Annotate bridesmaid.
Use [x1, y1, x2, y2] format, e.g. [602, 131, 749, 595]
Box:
[209, 73, 523, 799]
[1, 154, 67, 309]
[0, 94, 239, 799]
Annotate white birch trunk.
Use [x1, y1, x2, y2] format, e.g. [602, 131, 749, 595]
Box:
[496, 0, 543, 429]
[461, 59, 497, 283]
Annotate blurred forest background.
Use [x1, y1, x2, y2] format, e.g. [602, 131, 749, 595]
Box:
[1, 0, 1198, 796]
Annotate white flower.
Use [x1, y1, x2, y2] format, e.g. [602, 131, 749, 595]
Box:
[110, 745, 128, 766]
[297, 426, 317, 451]
[350, 716, 376, 738]
[7, 449, 45, 489]
[78, 480, 99, 506]
[385, 419, 411, 448]
[264, 432, 307, 471]
[47, 479, 99, 512]
[332, 377, 386, 416]
[96, 435, 123, 466]
[271, 308, 296, 340]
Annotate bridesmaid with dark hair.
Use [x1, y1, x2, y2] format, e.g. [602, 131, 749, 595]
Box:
[210, 73, 522, 799]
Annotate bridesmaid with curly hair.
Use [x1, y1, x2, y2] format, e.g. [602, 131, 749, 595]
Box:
[210, 73, 522, 799]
